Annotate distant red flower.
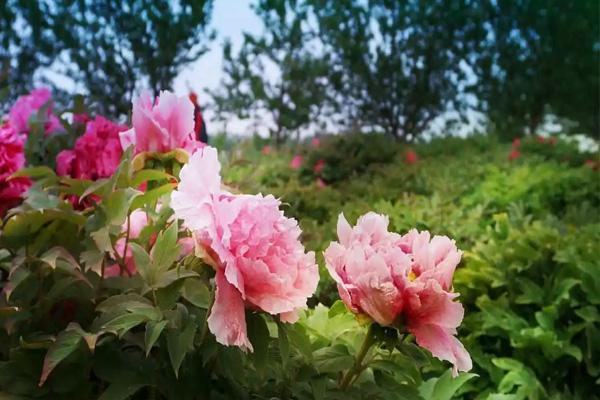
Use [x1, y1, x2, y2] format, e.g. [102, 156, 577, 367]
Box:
[262, 145, 272, 155]
[405, 149, 418, 165]
[508, 149, 521, 161]
[585, 159, 599, 170]
[512, 138, 521, 148]
[313, 159, 326, 174]
[311, 137, 321, 148]
[536, 136, 546, 144]
[290, 154, 303, 169]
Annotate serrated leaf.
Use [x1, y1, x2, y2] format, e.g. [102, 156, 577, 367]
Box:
[129, 243, 152, 283]
[130, 183, 176, 210]
[103, 313, 148, 336]
[104, 189, 141, 226]
[9, 166, 56, 180]
[418, 369, 477, 400]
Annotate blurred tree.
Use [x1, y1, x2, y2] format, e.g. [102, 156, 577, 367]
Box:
[1, 0, 214, 117]
[475, 0, 599, 139]
[308, 0, 484, 141]
[0, 1, 63, 112]
[209, 0, 331, 145]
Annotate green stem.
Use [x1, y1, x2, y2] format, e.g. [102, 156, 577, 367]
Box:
[340, 324, 377, 390]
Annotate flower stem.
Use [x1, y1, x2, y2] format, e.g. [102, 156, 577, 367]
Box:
[340, 324, 377, 390]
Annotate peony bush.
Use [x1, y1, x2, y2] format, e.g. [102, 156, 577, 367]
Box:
[0, 89, 476, 399]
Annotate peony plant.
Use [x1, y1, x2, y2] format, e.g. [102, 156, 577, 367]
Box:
[0, 89, 473, 399]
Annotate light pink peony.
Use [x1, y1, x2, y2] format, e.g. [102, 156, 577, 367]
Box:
[324, 212, 471, 375]
[119, 91, 204, 154]
[290, 154, 303, 169]
[0, 124, 30, 216]
[9, 88, 60, 135]
[172, 146, 319, 351]
[57, 116, 127, 180]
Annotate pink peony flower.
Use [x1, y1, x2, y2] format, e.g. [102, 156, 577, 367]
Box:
[324, 213, 471, 376]
[313, 159, 326, 174]
[119, 91, 204, 154]
[508, 149, 521, 161]
[405, 149, 418, 165]
[56, 116, 127, 180]
[316, 177, 327, 188]
[262, 145, 272, 155]
[290, 154, 303, 169]
[311, 137, 321, 148]
[536, 135, 546, 144]
[0, 124, 30, 216]
[9, 88, 60, 135]
[512, 138, 521, 148]
[171, 146, 319, 351]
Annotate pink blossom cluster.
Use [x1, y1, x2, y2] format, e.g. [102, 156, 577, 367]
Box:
[171, 146, 319, 351]
[120, 91, 204, 154]
[56, 116, 127, 180]
[9, 88, 60, 136]
[324, 212, 472, 375]
[0, 124, 30, 216]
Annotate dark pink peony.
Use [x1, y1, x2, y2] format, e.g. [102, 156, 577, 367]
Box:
[9, 88, 60, 135]
[0, 124, 30, 216]
[290, 154, 303, 169]
[56, 116, 127, 180]
[324, 212, 471, 376]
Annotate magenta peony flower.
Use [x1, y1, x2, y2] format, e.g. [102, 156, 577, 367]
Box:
[324, 212, 471, 376]
[313, 159, 326, 174]
[290, 154, 303, 169]
[9, 88, 60, 135]
[172, 146, 319, 351]
[0, 124, 30, 216]
[508, 149, 521, 161]
[56, 116, 127, 180]
[119, 91, 204, 154]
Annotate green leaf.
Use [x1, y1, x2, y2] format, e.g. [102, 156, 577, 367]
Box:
[166, 320, 197, 378]
[247, 313, 270, 374]
[131, 169, 174, 187]
[39, 330, 83, 386]
[287, 324, 313, 361]
[418, 369, 477, 400]
[182, 278, 211, 308]
[98, 383, 146, 400]
[145, 320, 168, 357]
[104, 189, 141, 226]
[9, 166, 56, 180]
[130, 183, 175, 210]
[150, 221, 180, 274]
[129, 243, 152, 283]
[103, 313, 149, 336]
[277, 322, 290, 367]
[313, 344, 353, 373]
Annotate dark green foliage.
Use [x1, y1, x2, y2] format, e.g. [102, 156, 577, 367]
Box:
[475, 0, 600, 138]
